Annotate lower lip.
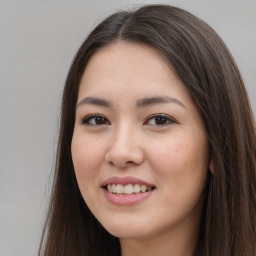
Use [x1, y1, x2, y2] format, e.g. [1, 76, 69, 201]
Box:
[103, 188, 154, 206]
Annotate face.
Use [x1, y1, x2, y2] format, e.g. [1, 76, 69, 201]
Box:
[71, 42, 210, 242]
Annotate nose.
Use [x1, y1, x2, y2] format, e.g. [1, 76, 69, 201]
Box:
[105, 125, 144, 168]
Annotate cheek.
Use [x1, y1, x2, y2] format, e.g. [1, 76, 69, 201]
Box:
[149, 141, 192, 173]
[149, 136, 209, 217]
[71, 134, 105, 186]
[148, 134, 209, 188]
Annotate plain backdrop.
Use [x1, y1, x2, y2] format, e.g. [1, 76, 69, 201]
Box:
[0, 1, 255, 255]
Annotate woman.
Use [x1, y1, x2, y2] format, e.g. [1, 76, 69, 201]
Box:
[39, 4, 256, 256]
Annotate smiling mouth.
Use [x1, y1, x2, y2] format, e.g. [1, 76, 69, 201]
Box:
[104, 184, 156, 195]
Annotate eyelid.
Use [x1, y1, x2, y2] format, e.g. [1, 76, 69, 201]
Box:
[80, 113, 176, 126]
[81, 114, 110, 125]
[144, 114, 176, 126]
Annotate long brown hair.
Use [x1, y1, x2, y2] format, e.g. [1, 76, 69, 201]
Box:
[38, 4, 256, 256]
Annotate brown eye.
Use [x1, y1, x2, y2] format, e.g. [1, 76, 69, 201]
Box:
[82, 115, 110, 126]
[146, 114, 175, 126]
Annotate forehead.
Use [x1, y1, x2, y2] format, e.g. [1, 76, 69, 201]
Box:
[78, 41, 191, 106]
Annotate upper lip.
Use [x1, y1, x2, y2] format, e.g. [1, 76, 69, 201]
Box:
[101, 176, 155, 187]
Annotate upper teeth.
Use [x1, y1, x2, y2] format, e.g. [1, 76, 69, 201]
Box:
[107, 184, 153, 194]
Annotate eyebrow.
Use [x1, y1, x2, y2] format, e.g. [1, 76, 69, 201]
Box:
[136, 96, 187, 109]
[76, 97, 112, 108]
[76, 96, 186, 109]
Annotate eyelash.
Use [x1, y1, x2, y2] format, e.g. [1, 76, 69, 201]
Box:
[81, 114, 110, 126]
[81, 114, 176, 126]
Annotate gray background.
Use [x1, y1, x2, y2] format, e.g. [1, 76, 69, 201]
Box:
[0, 0, 255, 255]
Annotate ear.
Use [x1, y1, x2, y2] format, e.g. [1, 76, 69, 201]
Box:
[209, 158, 214, 174]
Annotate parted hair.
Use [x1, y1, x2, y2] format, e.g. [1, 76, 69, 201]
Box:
[39, 4, 256, 256]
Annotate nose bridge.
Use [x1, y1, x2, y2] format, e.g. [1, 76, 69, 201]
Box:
[105, 121, 143, 167]
[113, 121, 134, 148]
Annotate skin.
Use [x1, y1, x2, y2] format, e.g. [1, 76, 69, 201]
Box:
[71, 41, 211, 256]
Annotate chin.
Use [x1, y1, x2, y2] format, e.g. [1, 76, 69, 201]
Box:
[101, 218, 150, 239]
[107, 228, 150, 240]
